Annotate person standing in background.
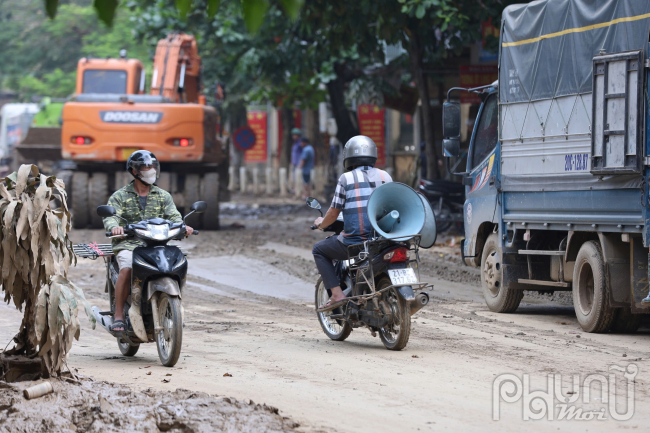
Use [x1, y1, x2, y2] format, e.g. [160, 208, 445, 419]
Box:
[290, 128, 303, 190]
[299, 137, 315, 199]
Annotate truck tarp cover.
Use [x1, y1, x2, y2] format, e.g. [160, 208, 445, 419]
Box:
[500, 0, 650, 103]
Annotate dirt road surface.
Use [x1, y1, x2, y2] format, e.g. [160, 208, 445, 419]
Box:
[1, 201, 649, 432]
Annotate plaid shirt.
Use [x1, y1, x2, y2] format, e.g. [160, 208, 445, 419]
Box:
[103, 181, 183, 253]
[331, 166, 392, 245]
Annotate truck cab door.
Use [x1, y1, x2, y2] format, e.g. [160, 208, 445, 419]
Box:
[463, 94, 499, 261]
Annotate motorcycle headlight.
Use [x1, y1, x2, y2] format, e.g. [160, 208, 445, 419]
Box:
[172, 255, 186, 270]
[168, 227, 181, 238]
[135, 228, 152, 238]
[146, 224, 169, 240]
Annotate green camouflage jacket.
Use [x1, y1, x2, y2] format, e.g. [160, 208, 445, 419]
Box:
[103, 181, 183, 253]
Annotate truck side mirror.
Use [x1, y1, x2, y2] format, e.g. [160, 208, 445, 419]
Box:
[443, 138, 460, 158]
[442, 101, 461, 140]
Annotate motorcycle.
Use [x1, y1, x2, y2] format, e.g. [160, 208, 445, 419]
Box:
[307, 197, 433, 351]
[418, 178, 465, 233]
[73, 201, 206, 367]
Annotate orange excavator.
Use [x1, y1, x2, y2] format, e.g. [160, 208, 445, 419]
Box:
[60, 33, 226, 229]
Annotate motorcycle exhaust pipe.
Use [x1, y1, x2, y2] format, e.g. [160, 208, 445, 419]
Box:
[409, 292, 430, 316]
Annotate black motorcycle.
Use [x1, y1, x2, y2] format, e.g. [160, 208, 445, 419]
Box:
[73, 201, 206, 367]
[307, 197, 432, 351]
[418, 178, 465, 233]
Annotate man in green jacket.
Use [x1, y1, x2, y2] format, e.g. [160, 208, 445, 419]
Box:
[103, 150, 193, 333]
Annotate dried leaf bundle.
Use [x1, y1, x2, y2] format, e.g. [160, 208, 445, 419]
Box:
[0, 165, 94, 376]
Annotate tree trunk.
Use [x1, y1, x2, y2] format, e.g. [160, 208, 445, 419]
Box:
[326, 64, 359, 146]
[407, 29, 439, 180]
[279, 106, 294, 169]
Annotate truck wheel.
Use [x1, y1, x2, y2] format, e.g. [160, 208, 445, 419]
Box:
[88, 173, 109, 228]
[184, 174, 201, 227]
[609, 308, 643, 334]
[572, 241, 615, 333]
[202, 172, 220, 230]
[72, 172, 89, 228]
[481, 233, 523, 313]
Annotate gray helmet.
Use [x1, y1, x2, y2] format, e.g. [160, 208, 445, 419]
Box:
[342, 135, 378, 171]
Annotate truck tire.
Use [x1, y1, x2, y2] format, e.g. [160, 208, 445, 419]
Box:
[572, 241, 615, 333]
[88, 173, 109, 228]
[609, 308, 643, 334]
[481, 233, 523, 313]
[72, 172, 89, 228]
[202, 172, 220, 230]
[184, 174, 201, 227]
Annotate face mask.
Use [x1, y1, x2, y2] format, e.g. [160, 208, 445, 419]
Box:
[140, 170, 157, 185]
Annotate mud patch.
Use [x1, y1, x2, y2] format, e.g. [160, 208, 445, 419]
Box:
[0, 378, 299, 432]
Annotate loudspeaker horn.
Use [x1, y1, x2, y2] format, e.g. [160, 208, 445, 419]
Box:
[368, 182, 425, 242]
[417, 192, 437, 248]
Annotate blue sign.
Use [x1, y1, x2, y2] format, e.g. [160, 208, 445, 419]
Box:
[233, 126, 256, 151]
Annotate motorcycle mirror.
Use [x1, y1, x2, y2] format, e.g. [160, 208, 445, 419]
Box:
[305, 197, 321, 210]
[190, 201, 207, 213]
[96, 205, 116, 218]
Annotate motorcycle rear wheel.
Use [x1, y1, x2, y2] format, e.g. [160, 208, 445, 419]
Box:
[315, 278, 352, 341]
[156, 293, 183, 367]
[378, 277, 411, 351]
[117, 339, 139, 356]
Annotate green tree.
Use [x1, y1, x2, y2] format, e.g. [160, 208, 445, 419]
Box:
[1, 0, 154, 99]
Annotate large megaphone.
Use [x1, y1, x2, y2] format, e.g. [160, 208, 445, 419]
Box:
[368, 182, 430, 242]
[417, 192, 437, 248]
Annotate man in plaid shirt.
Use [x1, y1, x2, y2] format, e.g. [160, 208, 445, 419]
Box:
[312, 136, 392, 311]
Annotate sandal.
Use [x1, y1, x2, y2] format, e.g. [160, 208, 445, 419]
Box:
[317, 298, 348, 313]
[110, 320, 126, 333]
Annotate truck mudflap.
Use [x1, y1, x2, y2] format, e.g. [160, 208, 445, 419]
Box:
[630, 237, 650, 312]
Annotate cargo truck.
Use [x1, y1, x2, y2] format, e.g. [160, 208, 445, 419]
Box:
[442, 0, 650, 333]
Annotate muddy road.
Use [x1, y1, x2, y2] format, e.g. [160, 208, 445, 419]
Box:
[1, 201, 649, 432]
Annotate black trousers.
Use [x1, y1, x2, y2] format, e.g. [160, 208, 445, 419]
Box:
[312, 235, 355, 291]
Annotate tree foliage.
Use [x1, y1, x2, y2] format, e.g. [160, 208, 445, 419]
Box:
[1, 0, 153, 100]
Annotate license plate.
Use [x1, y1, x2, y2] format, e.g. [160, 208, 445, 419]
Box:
[121, 148, 139, 160]
[388, 268, 418, 285]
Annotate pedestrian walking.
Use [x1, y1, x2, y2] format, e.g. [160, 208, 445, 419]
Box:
[298, 137, 315, 199]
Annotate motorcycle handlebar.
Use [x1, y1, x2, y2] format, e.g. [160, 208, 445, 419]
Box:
[192, 230, 199, 235]
[310, 225, 318, 230]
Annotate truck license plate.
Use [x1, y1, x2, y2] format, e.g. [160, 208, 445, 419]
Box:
[388, 268, 418, 285]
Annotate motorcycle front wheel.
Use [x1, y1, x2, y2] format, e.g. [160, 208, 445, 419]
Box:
[156, 293, 183, 367]
[315, 278, 352, 341]
[377, 277, 411, 351]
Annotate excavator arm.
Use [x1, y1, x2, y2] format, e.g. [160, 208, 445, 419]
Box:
[151, 33, 205, 104]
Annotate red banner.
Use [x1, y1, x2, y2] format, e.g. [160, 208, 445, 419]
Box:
[357, 104, 386, 168]
[245, 111, 268, 163]
[459, 65, 498, 104]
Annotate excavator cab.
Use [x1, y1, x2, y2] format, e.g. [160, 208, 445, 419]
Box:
[76, 57, 145, 95]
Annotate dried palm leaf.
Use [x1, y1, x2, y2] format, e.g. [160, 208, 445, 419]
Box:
[1, 165, 93, 376]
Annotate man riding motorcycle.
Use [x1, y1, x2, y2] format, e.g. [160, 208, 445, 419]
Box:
[312, 135, 392, 312]
[102, 150, 194, 334]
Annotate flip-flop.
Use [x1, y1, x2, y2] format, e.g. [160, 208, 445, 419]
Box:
[317, 298, 348, 313]
[110, 319, 126, 333]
